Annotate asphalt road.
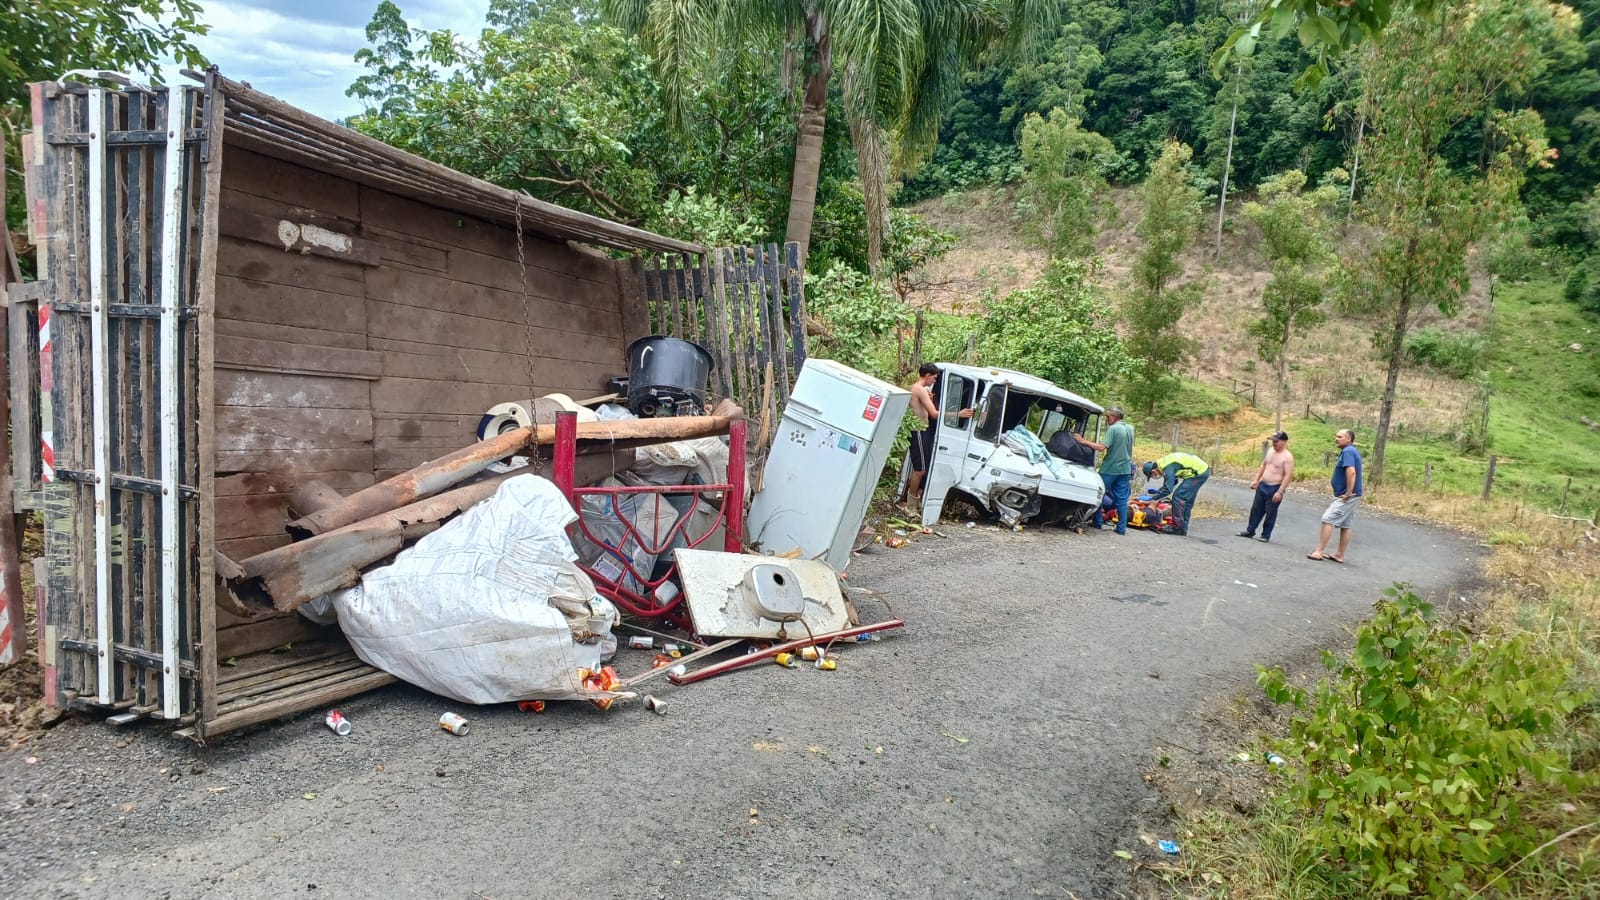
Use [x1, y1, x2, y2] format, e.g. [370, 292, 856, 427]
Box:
[0, 479, 1483, 899]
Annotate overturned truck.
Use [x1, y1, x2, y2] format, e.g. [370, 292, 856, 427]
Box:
[9, 72, 804, 739]
[905, 364, 1107, 528]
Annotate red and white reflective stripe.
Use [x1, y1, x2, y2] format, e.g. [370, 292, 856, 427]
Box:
[0, 591, 15, 666]
[39, 305, 53, 482]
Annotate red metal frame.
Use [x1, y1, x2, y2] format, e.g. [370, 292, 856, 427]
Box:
[552, 411, 745, 618]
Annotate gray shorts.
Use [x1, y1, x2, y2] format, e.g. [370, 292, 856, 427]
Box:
[1322, 496, 1361, 528]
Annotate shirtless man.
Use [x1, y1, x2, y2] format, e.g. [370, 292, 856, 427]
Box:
[1238, 430, 1293, 542]
[903, 363, 968, 508]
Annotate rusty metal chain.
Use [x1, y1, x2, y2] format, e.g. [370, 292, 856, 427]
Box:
[514, 195, 541, 473]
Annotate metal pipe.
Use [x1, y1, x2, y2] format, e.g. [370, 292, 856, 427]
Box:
[554, 411, 576, 508]
[725, 420, 746, 552]
[288, 415, 733, 538]
[156, 86, 190, 718]
[668, 619, 904, 686]
[87, 87, 114, 704]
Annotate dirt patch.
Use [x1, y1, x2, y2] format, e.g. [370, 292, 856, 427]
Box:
[910, 186, 1488, 436]
[1, 520, 59, 750]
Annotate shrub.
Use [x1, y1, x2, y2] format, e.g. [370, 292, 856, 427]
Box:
[1259, 586, 1588, 896]
[1404, 327, 1488, 379]
[805, 262, 901, 376]
[1565, 254, 1600, 314]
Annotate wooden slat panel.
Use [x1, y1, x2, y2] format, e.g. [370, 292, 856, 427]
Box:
[372, 413, 477, 441]
[215, 447, 375, 476]
[216, 334, 383, 380]
[365, 300, 621, 365]
[216, 371, 370, 410]
[216, 236, 366, 297]
[221, 146, 362, 219]
[358, 188, 618, 285]
[219, 205, 380, 267]
[216, 274, 366, 335]
[215, 317, 368, 351]
[217, 534, 291, 559]
[215, 615, 334, 660]
[215, 406, 375, 451]
[370, 374, 614, 416]
[365, 267, 619, 334]
[215, 492, 291, 540]
[216, 470, 374, 497]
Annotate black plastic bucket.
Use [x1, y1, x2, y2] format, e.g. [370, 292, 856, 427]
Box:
[625, 336, 714, 416]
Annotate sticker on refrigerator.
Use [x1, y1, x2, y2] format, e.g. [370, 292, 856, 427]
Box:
[836, 433, 860, 454]
[863, 393, 884, 422]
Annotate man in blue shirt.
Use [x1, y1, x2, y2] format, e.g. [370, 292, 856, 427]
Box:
[1308, 429, 1362, 563]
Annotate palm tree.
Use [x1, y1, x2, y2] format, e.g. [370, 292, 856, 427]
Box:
[603, 0, 1053, 266]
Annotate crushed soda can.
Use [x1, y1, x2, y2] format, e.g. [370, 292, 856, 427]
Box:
[1266, 752, 1286, 766]
[1158, 840, 1180, 856]
[774, 652, 799, 668]
[643, 695, 667, 716]
[324, 709, 351, 736]
[439, 712, 470, 736]
[628, 635, 654, 650]
[817, 658, 837, 671]
[518, 700, 546, 714]
[669, 663, 686, 677]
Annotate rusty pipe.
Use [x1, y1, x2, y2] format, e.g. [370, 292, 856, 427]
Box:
[286, 416, 733, 539]
[668, 620, 905, 686]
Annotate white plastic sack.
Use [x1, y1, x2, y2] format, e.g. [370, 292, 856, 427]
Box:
[327, 474, 619, 705]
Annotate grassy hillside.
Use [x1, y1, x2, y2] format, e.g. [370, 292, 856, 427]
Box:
[900, 188, 1599, 514]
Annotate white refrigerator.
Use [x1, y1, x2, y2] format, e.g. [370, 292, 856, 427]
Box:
[747, 359, 911, 571]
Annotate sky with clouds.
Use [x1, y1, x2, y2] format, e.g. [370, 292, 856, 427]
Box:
[189, 0, 489, 121]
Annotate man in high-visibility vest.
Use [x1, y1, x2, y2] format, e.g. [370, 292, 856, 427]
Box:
[1141, 452, 1211, 536]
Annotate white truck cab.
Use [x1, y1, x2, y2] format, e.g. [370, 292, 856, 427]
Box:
[906, 363, 1107, 528]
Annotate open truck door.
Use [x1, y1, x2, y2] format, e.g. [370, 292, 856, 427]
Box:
[919, 369, 975, 527]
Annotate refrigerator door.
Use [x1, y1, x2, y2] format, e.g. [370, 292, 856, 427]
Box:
[785, 359, 905, 442]
[747, 408, 876, 570]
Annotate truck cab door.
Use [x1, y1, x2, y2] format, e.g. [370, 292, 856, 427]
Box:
[920, 371, 975, 526]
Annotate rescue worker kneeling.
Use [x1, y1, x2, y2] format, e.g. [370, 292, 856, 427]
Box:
[1141, 452, 1211, 536]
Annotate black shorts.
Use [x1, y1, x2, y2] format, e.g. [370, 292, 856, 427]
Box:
[910, 426, 935, 472]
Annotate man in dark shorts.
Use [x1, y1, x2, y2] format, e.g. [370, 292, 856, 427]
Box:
[904, 363, 942, 508]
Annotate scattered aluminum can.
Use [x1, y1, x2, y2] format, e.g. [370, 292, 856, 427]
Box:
[774, 652, 799, 668]
[799, 646, 820, 661]
[643, 695, 667, 715]
[669, 664, 686, 677]
[817, 658, 837, 671]
[439, 712, 470, 736]
[1158, 840, 1180, 856]
[628, 635, 654, 650]
[1266, 752, 1286, 766]
[324, 709, 351, 736]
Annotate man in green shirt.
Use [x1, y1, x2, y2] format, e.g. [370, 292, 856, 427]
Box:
[1141, 451, 1211, 536]
[1074, 406, 1134, 535]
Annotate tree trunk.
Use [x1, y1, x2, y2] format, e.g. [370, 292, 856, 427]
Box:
[783, 13, 831, 266]
[1275, 334, 1289, 433]
[1346, 111, 1366, 227]
[1215, 62, 1241, 258]
[912, 308, 926, 371]
[1372, 282, 1416, 485]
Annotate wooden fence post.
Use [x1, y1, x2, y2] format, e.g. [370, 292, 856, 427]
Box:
[1481, 455, 1498, 501]
[1170, 424, 1179, 452]
[1559, 477, 1571, 516]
